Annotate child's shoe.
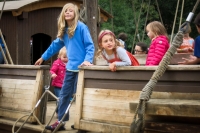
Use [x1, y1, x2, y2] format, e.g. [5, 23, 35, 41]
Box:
[45, 120, 65, 131]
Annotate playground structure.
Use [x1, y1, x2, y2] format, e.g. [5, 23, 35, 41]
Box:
[1, 0, 200, 133]
[0, 65, 50, 123]
[74, 65, 200, 133]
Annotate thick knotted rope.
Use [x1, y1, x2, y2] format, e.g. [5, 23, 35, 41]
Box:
[130, 30, 184, 133]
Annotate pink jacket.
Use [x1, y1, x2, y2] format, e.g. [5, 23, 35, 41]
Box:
[50, 58, 66, 88]
[146, 35, 169, 66]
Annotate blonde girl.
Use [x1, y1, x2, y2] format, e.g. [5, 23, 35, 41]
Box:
[177, 25, 194, 53]
[35, 3, 95, 131]
[145, 21, 170, 66]
[96, 30, 138, 71]
[50, 47, 67, 116]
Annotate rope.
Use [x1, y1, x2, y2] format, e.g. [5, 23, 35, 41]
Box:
[170, 0, 180, 44]
[142, 0, 151, 42]
[192, 0, 200, 13]
[80, 6, 87, 24]
[130, 31, 184, 133]
[0, 0, 6, 21]
[155, 0, 163, 25]
[179, 0, 185, 28]
[131, 0, 144, 54]
[130, 1, 200, 131]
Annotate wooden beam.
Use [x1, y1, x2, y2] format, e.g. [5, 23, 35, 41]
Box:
[145, 121, 200, 133]
[79, 119, 130, 133]
[74, 70, 85, 129]
[130, 99, 200, 117]
[83, 0, 98, 55]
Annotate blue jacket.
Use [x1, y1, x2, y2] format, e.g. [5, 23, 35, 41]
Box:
[42, 21, 95, 70]
[194, 35, 200, 58]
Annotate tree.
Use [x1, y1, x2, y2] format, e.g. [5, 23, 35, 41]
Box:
[99, 0, 200, 52]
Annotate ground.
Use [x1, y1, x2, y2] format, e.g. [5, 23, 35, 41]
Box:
[46, 101, 78, 133]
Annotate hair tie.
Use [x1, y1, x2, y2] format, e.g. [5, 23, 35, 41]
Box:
[98, 31, 116, 43]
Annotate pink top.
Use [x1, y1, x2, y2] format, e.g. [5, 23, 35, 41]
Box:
[50, 58, 66, 88]
[146, 35, 170, 66]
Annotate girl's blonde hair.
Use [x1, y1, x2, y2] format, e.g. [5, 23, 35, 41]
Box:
[57, 3, 79, 38]
[96, 29, 124, 58]
[58, 47, 67, 58]
[146, 21, 168, 40]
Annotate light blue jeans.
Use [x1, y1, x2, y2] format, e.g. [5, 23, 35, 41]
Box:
[54, 87, 61, 113]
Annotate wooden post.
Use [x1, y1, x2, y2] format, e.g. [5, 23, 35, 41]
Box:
[83, 0, 98, 52]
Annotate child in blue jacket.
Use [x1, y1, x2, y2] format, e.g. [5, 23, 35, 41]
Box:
[35, 3, 95, 131]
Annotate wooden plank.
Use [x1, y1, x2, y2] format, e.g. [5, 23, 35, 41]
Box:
[0, 68, 37, 76]
[0, 102, 32, 111]
[74, 70, 85, 129]
[145, 121, 200, 133]
[83, 105, 133, 117]
[0, 79, 36, 112]
[84, 88, 141, 97]
[129, 99, 200, 117]
[79, 119, 130, 133]
[0, 78, 35, 85]
[83, 92, 139, 102]
[30, 70, 44, 123]
[0, 65, 50, 69]
[80, 65, 200, 71]
[0, 108, 30, 121]
[1, 97, 32, 104]
[83, 99, 131, 109]
[85, 79, 200, 93]
[151, 92, 200, 100]
[0, 75, 36, 80]
[82, 111, 132, 125]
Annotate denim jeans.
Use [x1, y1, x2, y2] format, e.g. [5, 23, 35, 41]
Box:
[54, 87, 61, 113]
[0, 48, 6, 64]
[58, 70, 78, 121]
[54, 87, 61, 98]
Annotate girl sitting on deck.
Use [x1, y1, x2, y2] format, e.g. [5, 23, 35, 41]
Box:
[96, 29, 139, 72]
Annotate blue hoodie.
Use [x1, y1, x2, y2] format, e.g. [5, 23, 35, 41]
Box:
[42, 21, 95, 70]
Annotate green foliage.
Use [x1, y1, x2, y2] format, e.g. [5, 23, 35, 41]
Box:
[99, 0, 200, 52]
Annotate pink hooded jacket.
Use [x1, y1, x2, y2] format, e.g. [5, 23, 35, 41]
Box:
[146, 35, 169, 66]
[50, 58, 66, 88]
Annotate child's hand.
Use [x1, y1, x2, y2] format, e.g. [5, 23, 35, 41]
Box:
[178, 57, 190, 65]
[80, 61, 93, 66]
[109, 62, 116, 72]
[189, 55, 196, 60]
[188, 47, 194, 52]
[51, 73, 57, 79]
[35, 58, 44, 65]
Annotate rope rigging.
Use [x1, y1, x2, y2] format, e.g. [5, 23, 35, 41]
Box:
[130, 0, 200, 133]
[131, 0, 144, 54]
[131, 0, 164, 54]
